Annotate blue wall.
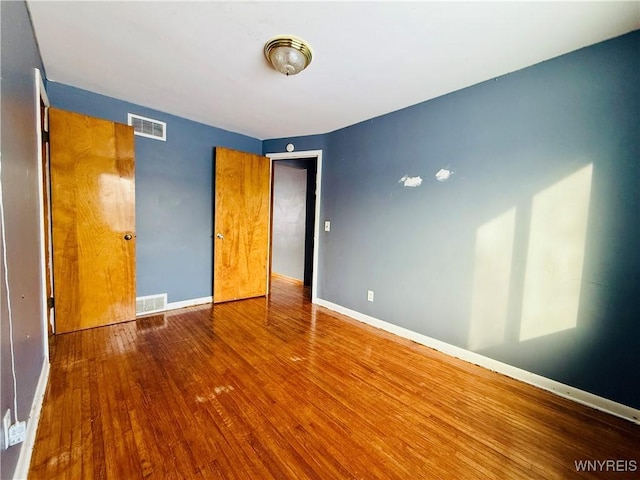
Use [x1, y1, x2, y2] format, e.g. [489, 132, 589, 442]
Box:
[267, 31, 640, 409]
[48, 83, 262, 302]
[263, 134, 329, 158]
[1, 1, 48, 478]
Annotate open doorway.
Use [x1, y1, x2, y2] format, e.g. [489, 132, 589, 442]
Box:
[267, 150, 322, 302]
[272, 159, 316, 287]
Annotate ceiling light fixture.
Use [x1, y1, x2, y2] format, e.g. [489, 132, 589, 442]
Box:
[264, 35, 313, 76]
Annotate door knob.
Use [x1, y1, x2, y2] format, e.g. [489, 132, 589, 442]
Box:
[124, 234, 133, 240]
[216, 233, 224, 239]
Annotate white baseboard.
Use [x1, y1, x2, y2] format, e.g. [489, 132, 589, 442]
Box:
[13, 358, 50, 480]
[314, 298, 640, 425]
[166, 295, 213, 311]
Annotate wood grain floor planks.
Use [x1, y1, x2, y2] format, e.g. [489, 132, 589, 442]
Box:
[29, 277, 639, 479]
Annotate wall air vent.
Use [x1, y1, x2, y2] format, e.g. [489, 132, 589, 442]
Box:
[128, 113, 166, 141]
[136, 293, 167, 316]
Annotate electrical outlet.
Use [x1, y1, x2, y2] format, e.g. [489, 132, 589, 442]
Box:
[324, 221, 331, 232]
[2, 410, 10, 450]
[367, 290, 374, 302]
[8, 421, 26, 447]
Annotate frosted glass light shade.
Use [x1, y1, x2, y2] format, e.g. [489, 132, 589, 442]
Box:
[264, 36, 313, 76]
[269, 46, 307, 75]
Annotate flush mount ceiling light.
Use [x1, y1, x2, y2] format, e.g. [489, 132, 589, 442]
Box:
[264, 35, 313, 76]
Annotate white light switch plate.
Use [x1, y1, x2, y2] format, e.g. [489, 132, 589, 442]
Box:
[324, 221, 331, 232]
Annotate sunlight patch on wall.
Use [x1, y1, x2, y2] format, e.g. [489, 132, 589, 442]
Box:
[519, 164, 593, 341]
[468, 207, 517, 351]
[399, 175, 423, 187]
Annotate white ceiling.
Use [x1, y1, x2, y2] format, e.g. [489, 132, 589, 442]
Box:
[28, 1, 640, 140]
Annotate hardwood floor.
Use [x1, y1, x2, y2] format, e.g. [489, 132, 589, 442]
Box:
[30, 278, 639, 479]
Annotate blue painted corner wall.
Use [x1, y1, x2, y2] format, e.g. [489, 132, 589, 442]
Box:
[1, 1, 49, 478]
[266, 31, 640, 409]
[47, 83, 262, 302]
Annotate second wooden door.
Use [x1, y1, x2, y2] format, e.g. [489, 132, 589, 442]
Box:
[214, 147, 271, 303]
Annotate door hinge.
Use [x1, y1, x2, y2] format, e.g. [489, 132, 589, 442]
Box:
[47, 297, 54, 309]
[42, 130, 50, 143]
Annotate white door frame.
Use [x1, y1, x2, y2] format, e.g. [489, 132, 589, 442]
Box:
[266, 149, 322, 303]
[35, 68, 53, 348]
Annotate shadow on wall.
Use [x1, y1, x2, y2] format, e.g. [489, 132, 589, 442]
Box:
[468, 163, 593, 350]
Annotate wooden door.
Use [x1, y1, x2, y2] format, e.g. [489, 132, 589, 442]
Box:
[49, 108, 136, 333]
[40, 100, 55, 335]
[214, 147, 271, 303]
